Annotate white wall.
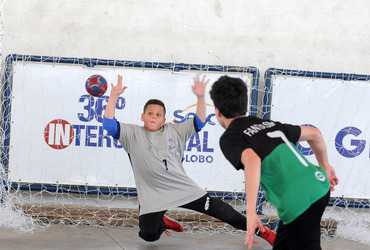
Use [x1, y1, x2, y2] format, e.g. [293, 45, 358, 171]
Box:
[0, 0, 4, 64]
[2, 0, 370, 76]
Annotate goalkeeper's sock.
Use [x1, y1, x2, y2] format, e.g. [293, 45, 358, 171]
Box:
[256, 226, 276, 246]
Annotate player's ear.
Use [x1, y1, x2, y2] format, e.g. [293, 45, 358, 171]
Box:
[215, 108, 222, 118]
[162, 118, 166, 126]
[141, 113, 144, 121]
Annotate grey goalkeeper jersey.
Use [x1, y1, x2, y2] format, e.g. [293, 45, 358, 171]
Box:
[118, 118, 207, 215]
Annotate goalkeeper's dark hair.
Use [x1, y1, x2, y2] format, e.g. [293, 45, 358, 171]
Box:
[209, 75, 248, 118]
[143, 99, 166, 116]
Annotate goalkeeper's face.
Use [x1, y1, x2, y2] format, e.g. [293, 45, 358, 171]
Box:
[141, 104, 166, 131]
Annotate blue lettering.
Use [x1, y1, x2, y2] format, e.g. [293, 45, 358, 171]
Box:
[172, 109, 215, 125]
[187, 133, 201, 152]
[296, 124, 316, 156]
[173, 110, 186, 124]
[202, 131, 214, 152]
[186, 112, 196, 121]
[95, 96, 109, 123]
[199, 155, 205, 163]
[72, 124, 85, 146]
[78, 95, 95, 122]
[116, 97, 126, 110]
[98, 126, 111, 147]
[173, 111, 196, 123]
[190, 155, 197, 162]
[206, 156, 213, 163]
[73, 124, 121, 148]
[206, 113, 215, 126]
[183, 154, 213, 163]
[78, 95, 125, 123]
[113, 138, 123, 148]
[335, 126, 366, 158]
[86, 125, 98, 147]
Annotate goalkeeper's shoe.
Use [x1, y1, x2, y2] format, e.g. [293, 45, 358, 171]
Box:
[162, 216, 184, 232]
[258, 226, 276, 246]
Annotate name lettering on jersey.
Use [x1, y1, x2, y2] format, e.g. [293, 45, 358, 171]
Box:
[243, 121, 276, 137]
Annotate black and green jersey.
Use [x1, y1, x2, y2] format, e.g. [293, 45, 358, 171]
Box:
[220, 116, 330, 224]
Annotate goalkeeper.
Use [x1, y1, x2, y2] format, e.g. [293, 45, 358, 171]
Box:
[103, 74, 276, 246]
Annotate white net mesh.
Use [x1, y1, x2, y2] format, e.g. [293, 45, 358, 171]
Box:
[0, 165, 46, 232]
[0, 54, 257, 232]
[1, 56, 369, 246]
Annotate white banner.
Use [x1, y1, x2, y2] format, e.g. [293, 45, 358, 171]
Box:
[9, 62, 253, 192]
[270, 75, 370, 199]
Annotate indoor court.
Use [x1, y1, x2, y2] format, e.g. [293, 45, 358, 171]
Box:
[0, 224, 369, 250]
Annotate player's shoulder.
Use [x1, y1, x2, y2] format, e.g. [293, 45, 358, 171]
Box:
[222, 116, 264, 138]
[227, 116, 260, 130]
[165, 118, 193, 128]
[119, 122, 143, 130]
[161, 122, 179, 133]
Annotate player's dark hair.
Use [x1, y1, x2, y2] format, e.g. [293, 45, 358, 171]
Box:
[209, 75, 248, 118]
[143, 99, 166, 116]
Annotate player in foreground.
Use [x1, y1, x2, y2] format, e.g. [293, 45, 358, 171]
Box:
[209, 75, 339, 250]
[103, 74, 276, 245]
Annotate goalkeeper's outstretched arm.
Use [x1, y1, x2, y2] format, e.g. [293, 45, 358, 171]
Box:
[104, 74, 127, 119]
[191, 74, 209, 123]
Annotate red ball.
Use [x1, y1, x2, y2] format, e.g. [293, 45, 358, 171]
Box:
[85, 75, 108, 97]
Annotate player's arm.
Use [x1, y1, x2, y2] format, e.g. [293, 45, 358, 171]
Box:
[298, 126, 339, 191]
[104, 74, 127, 119]
[241, 148, 265, 250]
[192, 74, 209, 123]
[103, 75, 127, 138]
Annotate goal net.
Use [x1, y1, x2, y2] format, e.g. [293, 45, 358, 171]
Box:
[1, 55, 369, 246]
[1, 54, 260, 232]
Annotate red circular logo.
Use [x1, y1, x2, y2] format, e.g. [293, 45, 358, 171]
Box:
[44, 119, 74, 149]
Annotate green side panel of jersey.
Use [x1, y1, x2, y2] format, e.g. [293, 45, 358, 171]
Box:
[261, 143, 330, 224]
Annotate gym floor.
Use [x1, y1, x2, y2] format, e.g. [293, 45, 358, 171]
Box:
[0, 224, 368, 250]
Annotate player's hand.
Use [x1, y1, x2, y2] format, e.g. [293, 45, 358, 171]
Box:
[245, 213, 263, 249]
[323, 164, 339, 191]
[110, 74, 127, 97]
[192, 74, 209, 97]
